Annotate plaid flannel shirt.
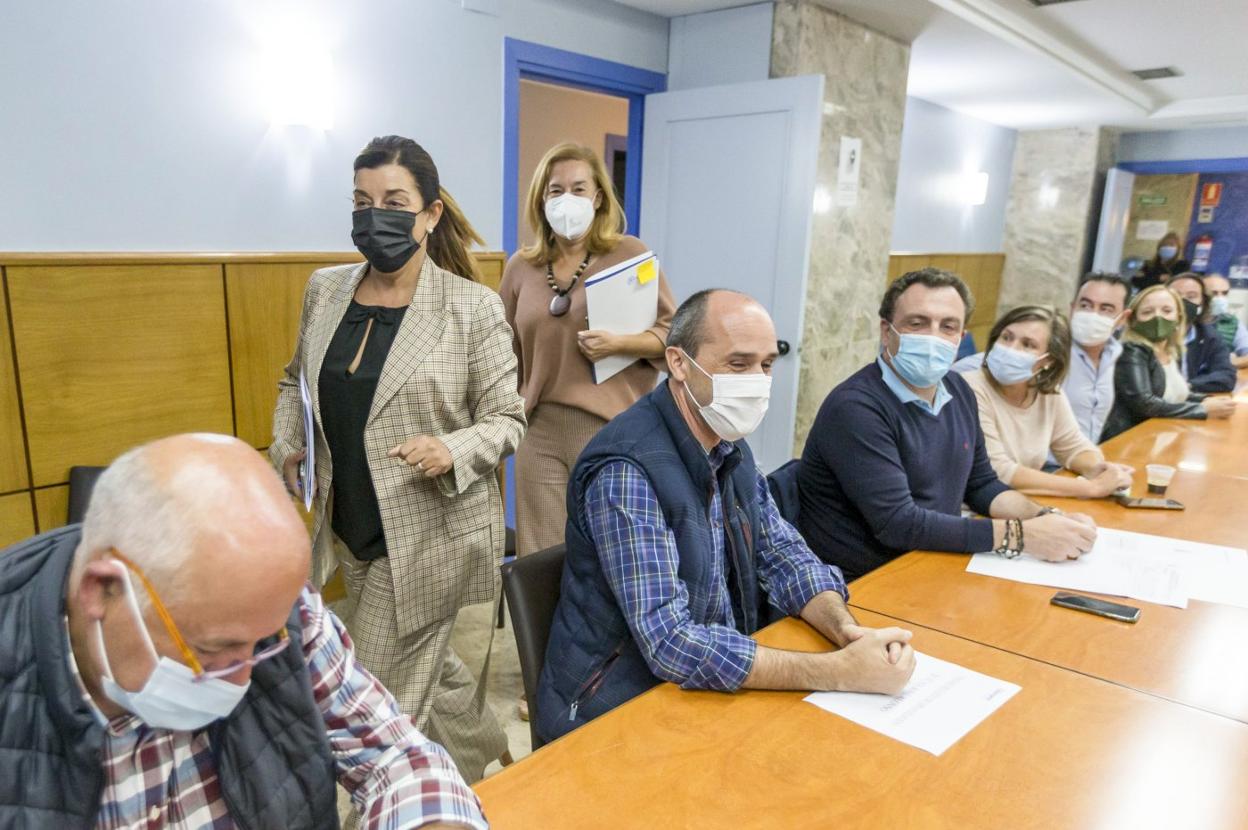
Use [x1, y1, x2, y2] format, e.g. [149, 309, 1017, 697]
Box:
[584, 441, 848, 692]
[75, 588, 487, 830]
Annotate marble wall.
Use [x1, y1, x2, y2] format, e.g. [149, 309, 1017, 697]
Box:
[998, 127, 1118, 314]
[771, 0, 910, 454]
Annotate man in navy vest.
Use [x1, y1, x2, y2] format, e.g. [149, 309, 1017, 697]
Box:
[0, 434, 483, 830]
[537, 290, 916, 743]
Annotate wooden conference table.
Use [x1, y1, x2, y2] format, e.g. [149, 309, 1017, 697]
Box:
[476, 384, 1248, 828]
[851, 397, 1248, 725]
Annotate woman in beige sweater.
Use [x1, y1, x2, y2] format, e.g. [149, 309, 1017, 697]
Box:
[964, 305, 1133, 498]
[501, 142, 675, 560]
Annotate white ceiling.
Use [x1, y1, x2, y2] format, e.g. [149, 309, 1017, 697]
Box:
[613, 0, 1248, 131]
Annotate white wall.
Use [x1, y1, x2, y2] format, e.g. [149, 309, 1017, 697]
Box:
[515, 81, 629, 249]
[1118, 126, 1248, 163]
[890, 96, 1017, 253]
[667, 2, 773, 91]
[0, 0, 667, 251]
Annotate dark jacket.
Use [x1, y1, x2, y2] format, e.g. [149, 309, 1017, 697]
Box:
[1133, 258, 1191, 291]
[1100, 341, 1207, 441]
[535, 382, 766, 743]
[0, 526, 338, 830]
[1185, 321, 1237, 393]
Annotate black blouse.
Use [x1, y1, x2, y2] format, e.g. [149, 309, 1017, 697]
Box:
[319, 301, 408, 561]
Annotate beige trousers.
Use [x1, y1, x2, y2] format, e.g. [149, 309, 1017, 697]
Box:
[332, 539, 507, 786]
[514, 403, 608, 557]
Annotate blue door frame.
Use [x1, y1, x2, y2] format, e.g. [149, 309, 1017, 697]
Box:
[1117, 157, 1248, 175]
[502, 38, 666, 255]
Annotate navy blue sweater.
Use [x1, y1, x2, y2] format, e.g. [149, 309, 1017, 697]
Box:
[797, 362, 1010, 582]
[1185, 321, 1236, 393]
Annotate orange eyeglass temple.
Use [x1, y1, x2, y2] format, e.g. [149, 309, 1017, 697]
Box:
[109, 549, 206, 675]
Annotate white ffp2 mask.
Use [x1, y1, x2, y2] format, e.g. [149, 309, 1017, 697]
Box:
[681, 351, 772, 442]
[544, 193, 596, 241]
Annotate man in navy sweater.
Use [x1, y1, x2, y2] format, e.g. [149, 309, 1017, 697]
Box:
[797, 268, 1099, 582]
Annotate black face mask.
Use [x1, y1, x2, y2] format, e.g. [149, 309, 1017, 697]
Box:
[1182, 298, 1201, 326]
[352, 207, 426, 273]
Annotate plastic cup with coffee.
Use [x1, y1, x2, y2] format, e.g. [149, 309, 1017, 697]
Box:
[1146, 464, 1176, 496]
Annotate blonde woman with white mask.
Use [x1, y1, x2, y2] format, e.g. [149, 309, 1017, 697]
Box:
[501, 143, 676, 562]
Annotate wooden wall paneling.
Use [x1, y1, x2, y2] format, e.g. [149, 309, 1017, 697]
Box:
[0, 492, 35, 549]
[971, 254, 1005, 349]
[954, 255, 983, 310]
[885, 253, 1006, 353]
[0, 272, 30, 493]
[977, 254, 1004, 318]
[226, 262, 342, 449]
[926, 255, 960, 279]
[474, 252, 506, 293]
[8, 264, 235, 487]
[33, 485, 70, 533]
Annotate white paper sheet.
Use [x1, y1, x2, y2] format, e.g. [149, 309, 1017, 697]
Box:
[966, 527, 1248, 609]
[804, 653, 1019, 756]
[298, 369, 316, 511]
[583, 251, 660, 384]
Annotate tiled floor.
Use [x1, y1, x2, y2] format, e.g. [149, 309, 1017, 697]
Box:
[336, 599, 530, 823]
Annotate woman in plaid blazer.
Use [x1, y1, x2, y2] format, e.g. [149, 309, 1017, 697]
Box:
[271, 136, 526, 783]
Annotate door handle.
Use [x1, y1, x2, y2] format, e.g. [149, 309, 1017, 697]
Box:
[777, 340, 791, 356]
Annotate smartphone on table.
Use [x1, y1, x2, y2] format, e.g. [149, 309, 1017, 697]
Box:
[1113, 494, 1184, 510]
[1051, 592, 1141, 623]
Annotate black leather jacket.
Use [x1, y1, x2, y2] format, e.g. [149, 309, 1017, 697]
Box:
[1100, 341, 1206, 441]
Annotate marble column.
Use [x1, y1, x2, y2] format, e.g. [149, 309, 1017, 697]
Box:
[770, 0, 911, 455]
[998, 127, 1118, 313]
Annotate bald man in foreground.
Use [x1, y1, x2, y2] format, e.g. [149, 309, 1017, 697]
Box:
[0, 434, 484, 830]
[536, 290, 916, 743]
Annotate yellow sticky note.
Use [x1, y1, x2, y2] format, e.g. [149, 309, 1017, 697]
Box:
[637, 259, 657, 285]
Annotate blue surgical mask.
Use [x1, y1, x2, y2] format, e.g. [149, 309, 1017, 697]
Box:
[1211, 295, 1230, 317]
[986, 343, 1044, 385]
[885, 325, 957, 388]
[93, 565, 249, 731]
[1159, 245, 1178, 261]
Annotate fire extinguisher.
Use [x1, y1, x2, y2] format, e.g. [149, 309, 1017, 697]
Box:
[1192, 234, 1214, 272]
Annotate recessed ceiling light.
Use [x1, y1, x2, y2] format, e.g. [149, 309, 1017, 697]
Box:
[1131, 66, 1183, 81]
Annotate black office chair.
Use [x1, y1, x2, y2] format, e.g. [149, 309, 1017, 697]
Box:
[67, 465, 107, 524]
[496, 526, 517, 629]
[500, 543, 566, 751]
[766, 458, 802, 527]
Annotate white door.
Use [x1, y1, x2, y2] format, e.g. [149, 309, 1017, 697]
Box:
[639, 75, 823, 474]
[1092, 168, 1136, 275]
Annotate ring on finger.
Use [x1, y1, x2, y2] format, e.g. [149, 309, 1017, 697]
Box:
[416, 460, 424, 471]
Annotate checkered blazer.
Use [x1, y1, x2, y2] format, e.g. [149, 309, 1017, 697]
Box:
[271, 258, 526, 634]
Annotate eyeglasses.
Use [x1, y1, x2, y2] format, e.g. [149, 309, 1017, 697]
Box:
[109, 549, 290, 683]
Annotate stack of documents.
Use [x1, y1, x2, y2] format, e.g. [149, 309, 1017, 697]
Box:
[584, 251, 660, 384]
[299, 369, 315, 511]
[966, 527, 1248, 609]
[805, 653, 1020, 755]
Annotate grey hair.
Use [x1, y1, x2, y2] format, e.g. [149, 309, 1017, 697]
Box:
[77, 439, 217, 602]
[666, 288, 751, 358]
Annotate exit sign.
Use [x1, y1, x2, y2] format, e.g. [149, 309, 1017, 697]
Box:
[1138, 194, 1167, 206]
